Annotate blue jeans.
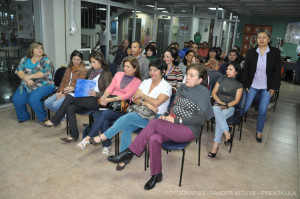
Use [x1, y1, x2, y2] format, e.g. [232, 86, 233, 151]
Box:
[44, 93, 66, 112]
[104, 112, 150, 152]
[243, 87, 271, 133]
[213, 106, 235, 143]
[12, 85, 55, 122]
[87, 109, 125, 147]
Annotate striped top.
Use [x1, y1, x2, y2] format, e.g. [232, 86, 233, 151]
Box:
[165, 66, 183, 94]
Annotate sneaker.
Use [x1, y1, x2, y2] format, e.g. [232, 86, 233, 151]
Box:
[102, 147, 110, 155]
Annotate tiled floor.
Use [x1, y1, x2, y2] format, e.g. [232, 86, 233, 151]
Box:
[0, 81, 299, 199]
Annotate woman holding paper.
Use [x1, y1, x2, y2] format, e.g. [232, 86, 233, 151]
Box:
[40, 51, 113, 142]
[77, 57, 142, 155]
[44, 50, 87, 128]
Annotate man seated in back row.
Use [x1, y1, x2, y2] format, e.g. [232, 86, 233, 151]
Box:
[119, 41, 150, 80]
[219, 49, 238, 76]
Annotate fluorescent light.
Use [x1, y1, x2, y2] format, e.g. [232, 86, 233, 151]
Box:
[157, 8, 166, 10]
[97, 8, 106, 11]
[162, 11, 169, 13]
[209, 7, 223, 10]
[181, 10, 186, 12]
[132, 10, 141, 13]
[146, 5, 155, 7]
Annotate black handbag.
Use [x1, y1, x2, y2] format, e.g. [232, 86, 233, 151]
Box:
[127, 104, 157, 120]
[107, 95, 130, 112]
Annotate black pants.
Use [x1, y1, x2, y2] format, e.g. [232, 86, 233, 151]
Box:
[50, 95, 98, 139]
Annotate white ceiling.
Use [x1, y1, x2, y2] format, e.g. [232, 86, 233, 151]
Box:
[137, 0, 300, 17]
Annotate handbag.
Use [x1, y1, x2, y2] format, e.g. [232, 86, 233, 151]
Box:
[127, 104, 157, 120]
[107, 95, 129, 112]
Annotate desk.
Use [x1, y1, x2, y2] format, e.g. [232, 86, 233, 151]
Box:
[282, 61, 300, 84]
[0, 47, 20, 76]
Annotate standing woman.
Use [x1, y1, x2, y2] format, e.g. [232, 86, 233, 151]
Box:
[44, 50, 87, 113]
[178, 50, 195, 75]
[12, 42, 55, 123]
[242, 31, 281, 142]
[40, 51, 113, 142]
[205, 47, 221, 71]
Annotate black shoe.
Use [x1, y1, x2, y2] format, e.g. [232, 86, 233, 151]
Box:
[60, 137, 77, 142]
[224, 131, 232, 146]
[107, 148, 134, 163]
[256, 132, 262, 143]
[115, 156, 133, 171]
[208, 147, 219, 158]
[144, 173, 162, 190]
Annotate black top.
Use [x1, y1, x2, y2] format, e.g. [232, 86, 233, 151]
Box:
[241, 47, 281, 91]
[113, 47, 128, 66]
[217, 76, 243, 103]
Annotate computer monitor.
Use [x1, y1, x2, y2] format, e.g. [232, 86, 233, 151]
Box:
[78, 48, 91, 66]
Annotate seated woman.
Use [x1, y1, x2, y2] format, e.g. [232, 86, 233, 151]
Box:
[178, 50, 195, 75]
[12, 42, 55, 123]
[205, 47, 221, 71]
[77, 57, 142, 155]
[44, 50, 87, 116]
[107, 63, 214, 190]
[208, 62, 243, 158]
[87, 59, 172, 170]
[144, 45, 157, 61]
[40, 51, 113, 142]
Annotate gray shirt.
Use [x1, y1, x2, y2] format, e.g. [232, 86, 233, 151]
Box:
[119, 55, 150, 80]
[217, 76, 243, 103]
[178, 62, 187, 75]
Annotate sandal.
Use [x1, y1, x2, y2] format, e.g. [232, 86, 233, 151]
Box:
[40, 120, 54, 127]
[77, 139, 90, 150]
[208, 147, 219, 158]
[90, 136, 103, 146]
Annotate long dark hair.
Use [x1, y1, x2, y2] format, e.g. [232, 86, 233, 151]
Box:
[182, 50, 195, 65]
[206, 47, 220, 62]
[68, 50, 84, 68]
[89, 50, 109, 71]
[163, 49, 177, 65]
[227, 61, 241, 81]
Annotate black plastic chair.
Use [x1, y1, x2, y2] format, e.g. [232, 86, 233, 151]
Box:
[144, 125, 203, 186]
[31, 66, 66, 120]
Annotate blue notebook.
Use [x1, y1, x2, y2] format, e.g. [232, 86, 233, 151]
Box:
[74, 79, 97, 97]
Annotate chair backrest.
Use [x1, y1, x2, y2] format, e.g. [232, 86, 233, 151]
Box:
[207, 70, 223, 94]
[54, 67, 67, 87]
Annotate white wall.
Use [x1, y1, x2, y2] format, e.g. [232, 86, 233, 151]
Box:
[34, 0, 82, 69]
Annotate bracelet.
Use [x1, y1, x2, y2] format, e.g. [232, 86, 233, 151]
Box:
[114, 97, 116, 102]
[139, 99, 144, 106]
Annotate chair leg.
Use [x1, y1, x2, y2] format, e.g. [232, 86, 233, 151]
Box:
[229, 124, 236, 153]
[198, 134, 201, 166]
[147, 146, 149, 168]
[206, 120, 209, 132]
[47, 109, 51, 120]
[31, 108, 35, 120]
[66, 117, 69, 135]
[144, 145, 147, 171]
[211, 121, 214, 132]
[115, 133, 119, 155]
[239, 118, 243, 140]
[179, 149, 185, 186]
[244, 112, 247, 123]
